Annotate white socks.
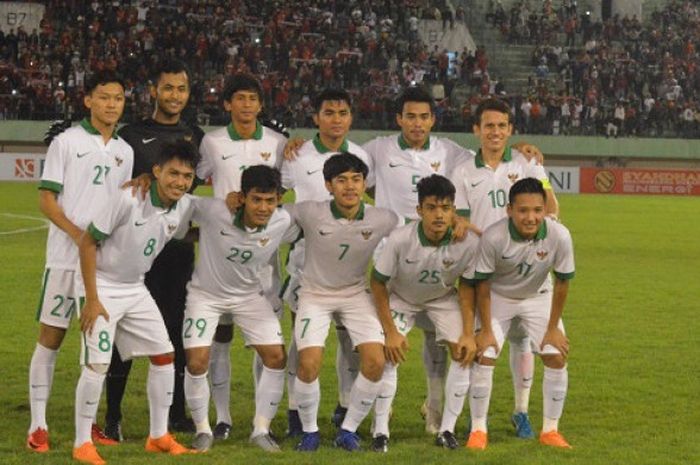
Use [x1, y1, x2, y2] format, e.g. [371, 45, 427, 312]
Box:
[373, 363, 398, 437]
[542, 366, 568, 432]
[147, 363, 174, 439]
[295, 378, 320, 433]
[422, 331, 446, 413]
[208, 341, 232, 425]
[440, 361, 470, 433]
[335, 326, 358, 408]
[184, 369, 211, 434]
[469, 363, 494, 432]
[509, 340, 534, 413]
[252, 365, 285, 436]
[29, 343, 57, 432]
[74, 367, 105, 447]
[341, 373, 381, 433]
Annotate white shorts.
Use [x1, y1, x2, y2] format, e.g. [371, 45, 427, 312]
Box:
[79, 286, 173, 365]
[36, 268, 79, 329]
[295, 289, 384, 350]
[183, 288, 284, 349]
[479, 290, 565, 359]
[389, 291, 463, 344]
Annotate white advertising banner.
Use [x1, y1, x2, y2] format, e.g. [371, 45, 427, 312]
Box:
[0, 153, 45, 181]
[0, 2, 46, 33]
[546, 166, 580, 194]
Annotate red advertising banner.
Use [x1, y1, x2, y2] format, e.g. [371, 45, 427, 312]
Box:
[580, 167, 700, 196]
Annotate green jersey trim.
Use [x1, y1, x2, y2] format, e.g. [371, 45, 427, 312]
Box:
[475, 146, 512, 168]
[330, 200, 365, 220]
[473, 271, 493, 281]
[371, 267, 391, 283]
[456, 208, 470, 218]
[459, 276, 478, 287]
[398, 134, 430, 150]
[508, 218, 547, 241]
[227, 121, 263, 141]
[233, 208, 265, 232]
[149, 182, 177, 211]
[35, 268, 51, 321]
[554, 271, 575, 280]
[88, 222, 109, 241]
[417, 222, 453, 247]
[38, 180, 63, 193]
[80, 118, 118, 140]
[312, 133, 348, 153]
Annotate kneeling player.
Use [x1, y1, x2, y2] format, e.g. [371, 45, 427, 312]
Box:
[183, 166, 299, 452]
[74, 141, 199, 465]
[465, 177, 575, 450]
[369, 175, 479, 452]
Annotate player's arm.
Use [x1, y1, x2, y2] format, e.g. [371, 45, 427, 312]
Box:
[38, 189, 83, 245]
[474, 279, 498, 358]
[78, 226, 109, 334]
[511, 141, 544, 164]
[541, 277, 570, 356]
[369, 270, 408, 365]
[456, 278, 478, 367]
[544, 185, 560, 219]
[282, 137, 306, 160]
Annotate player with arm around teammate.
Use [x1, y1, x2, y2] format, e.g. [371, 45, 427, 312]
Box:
[369, 174, 479, 452]
[182, 165, 300, 453]
[73, 141, 199, 465]
[464, 177, 574, 450]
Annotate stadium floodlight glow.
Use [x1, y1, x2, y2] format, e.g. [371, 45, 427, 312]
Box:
[210, 87, 216, 93]
[11, 89, 17, 95]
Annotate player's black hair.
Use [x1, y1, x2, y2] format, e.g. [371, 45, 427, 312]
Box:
[85, 70, 125, 95]
[155, 139, 200, 170]
[313, 88, 352, 113]
[417, 175, 456, 205]
[475, 97, 512, 124]
[149, 58, 191, 86]
[396, 86, 435, 115]
[323, 152, 368, 182]
[508, 177, 546, 204]
[241, 165, 282, 195]
[222, 73, 263, 103]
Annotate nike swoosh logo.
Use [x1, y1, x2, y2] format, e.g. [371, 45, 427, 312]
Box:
[405, 259, 419, 264]
[77, 152, 90, 158]
[135, 220, 147, 226]
[471, 180, 485, 187]
[220, 230, 236, 236]
[31, 384, 48, 388]
[306, 169, 320, 175]
[360, 400, 373, 406]
[377, 395, 392, 399]
[318, 230, 332, 236]
[86, 401, 97, 405]
[212, 381, 227, 387]
[454, 392, 468, 398]
[269, 401, 280, 406]
[276, 331, 283, 336]
[142, 138, 156, 144]
[501, 254, 517, 259]
[522, 377, 533, 382]
[472, 395, 488, 400]
[552, 397, 565, 402]
[388, 162, 406, 168]
[222, 154, 235, 160]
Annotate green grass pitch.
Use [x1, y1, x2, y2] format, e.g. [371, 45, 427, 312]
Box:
[1, 181, 698, 464]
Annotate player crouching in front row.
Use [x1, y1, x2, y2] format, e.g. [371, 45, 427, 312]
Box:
[463, 177, 575, 450]
[74, 141, 199, 465]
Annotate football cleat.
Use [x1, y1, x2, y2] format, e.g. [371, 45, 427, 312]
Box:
[331, 403, 348, 429]
[539, 430, 572, 448]
[286, 410, 303, 438]
[92, 423, 118, 446]
[212, 422, 232, 440]
[420, 400, 442, 435]
[335, 429, 361, 452]
[511, 412, 535, 439]
[465, 430, 488, 450]
[250, 433, 281, 452]
[435, 430, 459, 449]
[103, 420, 123, 442]
[295, 431, 320, 451]
[145, 433, 194, 455]
[371, 434, 389, 453]
[72, 441, 106, 465]
[191, 432, 213, 452]
[168, 416, 196, 433]
[26, 427, 49, 453]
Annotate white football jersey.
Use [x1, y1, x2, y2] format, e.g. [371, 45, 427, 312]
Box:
[40, 118, 133, 270]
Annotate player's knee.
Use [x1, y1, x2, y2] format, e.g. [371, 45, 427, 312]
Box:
[260, 346, 287, 370]
[477, 356, 497, 367]
[360, 352, 385, 382]
[86, 363, 110, 375]
[38, 324, 67, 350]
[186, 356, 208, 376]
[297, 355, 321, 382]
[150, 353, 174, 366]
[213, 324, 233, 343]
[541, 353, 566, 369]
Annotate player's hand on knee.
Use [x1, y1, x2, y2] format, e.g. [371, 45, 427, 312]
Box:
[384, 331, 408, 365]
[80, 299, 110, 335]
[457, 333, 477, 367]
[122, 173, 152, 199]
[540, 327, 569, 357]
[475, 329, 498, 358]
[225, 191, 243, 213]
[283, 138, 305, 160]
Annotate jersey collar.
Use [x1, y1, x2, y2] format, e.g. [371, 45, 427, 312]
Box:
[330, 200, 365, 220]
[80, 118, 118, 140]
[475, 146, 512, 168]
[398, 133, 430, 151]
[313, 133, 348, 153]
[227, 121, 263, 141]
[417, 221, 452, 246]
[508, 218, 547, 241]
[149, 181, 177, 212]
[233, 208, 265, 232]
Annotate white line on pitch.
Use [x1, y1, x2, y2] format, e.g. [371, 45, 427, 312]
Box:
[0, 213, 49, 236]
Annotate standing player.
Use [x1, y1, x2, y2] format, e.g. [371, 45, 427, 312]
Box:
[280, 88, 371, 435]
[450, 98, 559, 442]
[291, 154, 399, 452]
[27, 71, 134, 453]
[102, 59, 205, 441]
[369, 175, 479, 452]
[464, 177, 574, 449]
[73, 141, 199, 465]
[183, 166, 299, 453]
[196, 73, 287, 440]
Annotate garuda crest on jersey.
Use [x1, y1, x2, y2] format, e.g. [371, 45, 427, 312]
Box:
[507, 173, 519, 183]
[167, 224, 177, 234]
[361, 229, 373, 240]
[114, 156, 124, 167]
[260, 152, 271, 161]
[442, 258, 455, 268]
[536, 250, 548, 260]
[430, 161, 441, 172]
[259, 237, 270, 247]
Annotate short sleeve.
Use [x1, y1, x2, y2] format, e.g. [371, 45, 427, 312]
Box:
[553, 224, 575, 280]
[372, 230, 399, 282]
[450, 163, 470, 218]
[281, 159, 295, 190]
[39, 137, 66, 193]
[196, 135, 214, 181]
[89, 191, 129, 241]
[474, 232, 497, 280]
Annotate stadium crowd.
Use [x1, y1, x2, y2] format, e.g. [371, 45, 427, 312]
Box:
[0, 0, 698, 138]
